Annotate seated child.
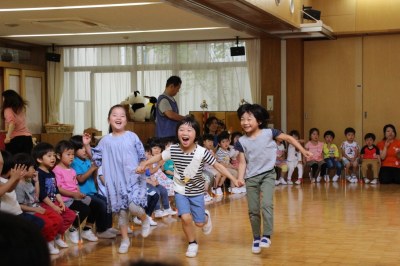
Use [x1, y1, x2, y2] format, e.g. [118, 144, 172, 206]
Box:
[162, 138, 175, 180]
[14, 153, 64, 255]
[53, 140, 95, 243]
[286, 130, 304, 185]
[322, 130, 342, 182]
[275, 139, 288, 185]
[305, 128, 326, 183]
[229, 131, 243, 169]
[216, 131, 243, 193]
[202, 134, 224, 197]
[70, 135, 117, 239]
[341, 127, 360, 183]
[32, 142, 76, 250]
[145, 143, 176, 218]
[360, 133, 381, 184]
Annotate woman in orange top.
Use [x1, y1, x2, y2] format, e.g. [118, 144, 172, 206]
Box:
[1, 90, 32, 155]
[377, 124, 400, 184]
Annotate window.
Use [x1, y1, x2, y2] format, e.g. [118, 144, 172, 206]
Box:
[61, 41, 251, 135]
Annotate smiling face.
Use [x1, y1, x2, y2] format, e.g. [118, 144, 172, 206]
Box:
[240, 111, 260, 136]
[108, 106, 127, 134]
[178, 123, 196, 151]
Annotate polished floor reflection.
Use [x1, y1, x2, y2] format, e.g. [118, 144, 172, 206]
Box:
[51, 180, 400, 266]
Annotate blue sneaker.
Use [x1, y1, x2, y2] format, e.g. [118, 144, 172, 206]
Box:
[252, 239, 261, 254]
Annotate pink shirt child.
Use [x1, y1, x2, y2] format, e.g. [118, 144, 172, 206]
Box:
[305, 141, 324, 162]
[53, 165, 79, 202]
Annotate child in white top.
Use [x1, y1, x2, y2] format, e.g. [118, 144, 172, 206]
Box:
[275, 139, 288, 185]
[287, 130, 304, 185]
[137, 116, 241, 258]
[341, 127, 360, 183]
[202, 133, 224, 197]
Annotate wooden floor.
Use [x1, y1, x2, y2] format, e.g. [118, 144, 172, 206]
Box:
[51, 180, 400, 266]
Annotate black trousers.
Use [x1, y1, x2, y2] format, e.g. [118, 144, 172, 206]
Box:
[5, 135, 33, 155]
[379, 166, 400, 184]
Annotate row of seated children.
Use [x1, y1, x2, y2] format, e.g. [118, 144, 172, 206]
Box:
[275, 127, 380, 185]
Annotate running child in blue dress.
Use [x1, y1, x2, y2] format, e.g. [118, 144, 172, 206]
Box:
[235, 104, 312, 254]
[83, 104, 150, 254]
[137, 116, 242, 258]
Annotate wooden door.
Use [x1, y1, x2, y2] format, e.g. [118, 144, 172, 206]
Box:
[362, 35, 400, 140]
[304, 38, 363, 144]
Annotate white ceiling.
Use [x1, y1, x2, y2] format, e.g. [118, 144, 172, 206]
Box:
[0, 0, 253, 46]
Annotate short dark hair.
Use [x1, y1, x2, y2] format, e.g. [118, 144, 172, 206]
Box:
[32, 142, 54, 163]
[166, 76, 182, 87]
[364, 133, 376, 141]
[237, 104, 269, 129]
[383, 124, 397, 139]
[55, 140, 75, 156]
[217, 131, 230, 144]
[70, 135, 84, 151]
[1, 150, 15, 175]
[230, 131, 242, 145]
[150, 138, 164, 150]
[13, 153, 36, 168]
[143, 144, 151, 153]
[344, 127, 356, 135]
[324, 130, 335, 139]
[289, 130, 300, 138]
[175, 116, 200, 142]
[202, 133, 214, 142]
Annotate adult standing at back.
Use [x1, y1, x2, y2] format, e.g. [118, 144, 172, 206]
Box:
[1, 90, 33, 155]
[377, 124, 400, 184]
[156, 76, 185, 140]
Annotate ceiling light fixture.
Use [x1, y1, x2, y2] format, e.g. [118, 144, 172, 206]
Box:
[2, 27, 228, 38]
[0, 2, 160, 12]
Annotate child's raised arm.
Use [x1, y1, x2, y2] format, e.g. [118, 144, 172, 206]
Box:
[277, 133, 313, 159]
[136, 154, 162, 174]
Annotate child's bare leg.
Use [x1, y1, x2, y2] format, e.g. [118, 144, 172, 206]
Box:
[129, 203, 150, 237]
[181, 214, 196, 242]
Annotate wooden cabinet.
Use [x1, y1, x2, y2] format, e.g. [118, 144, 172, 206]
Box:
[126, 122, 155, 144]
[40, 133, 72, 146]
[189, 111, 242, 135]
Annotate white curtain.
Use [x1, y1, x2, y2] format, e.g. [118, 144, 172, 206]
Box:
[245, 39, 261, 104]
[60, 41, 252, 135]
[47, 48, 64, 123]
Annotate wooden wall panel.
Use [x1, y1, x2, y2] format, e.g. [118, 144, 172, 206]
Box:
[304, 38, 362, 145]
[260, 37, 281, 129]
[286, 39, 304, 136]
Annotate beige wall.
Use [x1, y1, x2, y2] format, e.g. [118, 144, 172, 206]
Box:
[310, 0, 400, 34]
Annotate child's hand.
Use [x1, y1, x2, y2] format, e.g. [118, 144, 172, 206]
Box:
[35, 206, 46, 215]
[10, 164, 27, 181]
[303, 151, 313, 159]
[232, 179, 241, 187]
[59, 201, 66, 212]
[73, 192, 85, 199]
[52, 205, 62, 214]
[237, 178, 245, 187]
[82, 133, 92, 145]
[136, 165, 146, 174]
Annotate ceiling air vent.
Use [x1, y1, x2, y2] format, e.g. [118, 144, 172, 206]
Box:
[26, 18, 106, 30]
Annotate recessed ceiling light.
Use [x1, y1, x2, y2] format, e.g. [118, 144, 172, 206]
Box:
[0, 2, 161, 12]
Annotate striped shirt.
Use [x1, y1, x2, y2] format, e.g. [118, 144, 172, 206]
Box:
[162, 144, 216, 196]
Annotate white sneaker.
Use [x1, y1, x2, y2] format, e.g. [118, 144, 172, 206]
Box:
[311, 178, 316, 183]
[275, 180, 280, 186]
[133, 216, 142, 225]
[279, 177, 287, 185]
[370, 179, 378, 184]
[351, 177, 358, 183]
[260, 236, 271, 248]
[148, 216, 158, 226]
[164, 208, 177, 216]
[332, 175, 339, 182]
[364, 178, 370, 184]
[240, 186, 247, 193]
[316, 176, 322, 183]
[141, 216, 151, 238]
[324, 175, 330, 182]
[118, 238, 130, 254]
[346, 176, 352, 182]
[202, 210, 212, 235]
[231, 187, 241, 194]
[287, 180, 293, 185]
[204, 194, 213, 202]
[55, 236, 69, 248]
[154, 210, 165, 218]
[216, 187, 223, 196]
[186, 243, 199, 257]
[107, 228, 120, 235]
[82, 229, 98, 242]
[68, 229, 79, 244]
[97, 230, 117, 239]
[295, 179, 302, 185]
[252, 239, 261, 254]
[48, 241, 60, 255]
